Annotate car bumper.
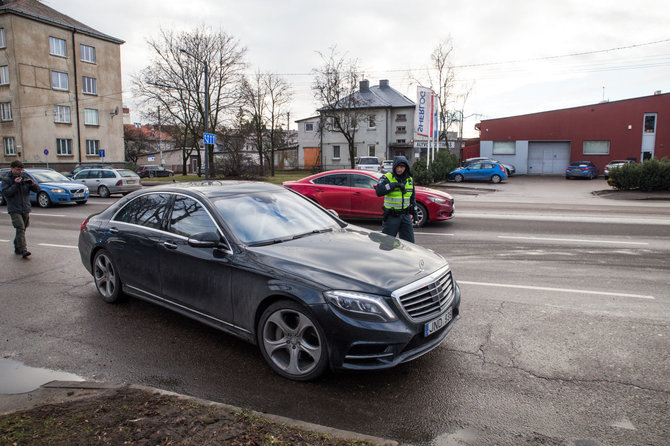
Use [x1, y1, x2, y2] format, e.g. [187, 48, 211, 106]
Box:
[425, 201, 455, 222]
[49, 191, 90, 203]
[317, 282, 461, 371]
[566, 170, 595, 177]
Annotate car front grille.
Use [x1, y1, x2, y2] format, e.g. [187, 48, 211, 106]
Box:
[392, 265, 455, 322]
[70, 188, 86, 194]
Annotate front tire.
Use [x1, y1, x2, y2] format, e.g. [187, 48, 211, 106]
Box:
[454, 174, 464, 183]
[37, 191, 51, 208]
[92, 250, 122, 303]
[257, 300, 328, 381]
[491, 174, 501, 184]
[415, 203, 428, 228]
[98, 185, 111, 198]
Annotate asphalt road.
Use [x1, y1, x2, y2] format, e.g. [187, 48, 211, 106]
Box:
[1, 177, 669, 446]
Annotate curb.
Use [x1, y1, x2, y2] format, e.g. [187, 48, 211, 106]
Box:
[0, 381, 399, 446]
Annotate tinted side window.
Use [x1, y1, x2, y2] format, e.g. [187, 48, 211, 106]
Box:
[114, 193, 171, 229]
[168, 196, 218, 237]
[313, 174, 348, 186]
[102, 170, 116, 179]
[352, 174, 377, 189]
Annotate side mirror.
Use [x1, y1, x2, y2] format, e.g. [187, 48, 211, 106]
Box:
[327, 209, 339, 218]
[188, 231, 226, 249]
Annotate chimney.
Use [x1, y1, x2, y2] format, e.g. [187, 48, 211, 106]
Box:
[359, 80, 370, 92]
[379, 79, 389, 89]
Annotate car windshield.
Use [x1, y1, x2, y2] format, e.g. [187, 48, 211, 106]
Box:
[359, 158, 379, 164]
[30, 170, 70, 183]
[214, 190, 340, 245]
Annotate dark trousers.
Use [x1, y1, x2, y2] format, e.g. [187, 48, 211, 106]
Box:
[381, 213, 415, 243]
[10, 213, 30, 252]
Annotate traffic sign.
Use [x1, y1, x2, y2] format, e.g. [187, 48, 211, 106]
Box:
[99, 149, 105, 158]
[43, 149, 49, 155]
[203, 133, 215, 145]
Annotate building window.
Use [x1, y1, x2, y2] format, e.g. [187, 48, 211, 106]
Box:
[82, 76, 97, 95]
[0, 102, 11, 121]
[396, 126, 406, 134]
[3, 136, 15, 155]
[644, 114, 657, 134]
[0, 29, 5, 49]
[368, 115, 376, 129]
[54, 105, 71, 123]
[333, 145, 340, 159]
[493, 141, 515, 155]
[368, 144, 375, 156]
[80, 44, 96, 63]
[86, 139, 100, 156]
[84, 108, 99, 126]
[396, 113, 407, 122]
[56, 138, 73, 156]
[305, 122, 314, 132]
[583, 140, 609, 155]
[52, 71, 69, 90]
[49, 36, 67, 57]
[0, 65, 9, 85]
[397, 139, 406, 143]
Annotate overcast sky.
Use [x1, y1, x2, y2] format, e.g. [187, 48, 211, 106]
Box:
[46, 0, 670, 137]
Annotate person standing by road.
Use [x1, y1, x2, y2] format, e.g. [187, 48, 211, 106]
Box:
[1, 160, 40, 258]
[375, 156, 418, 243]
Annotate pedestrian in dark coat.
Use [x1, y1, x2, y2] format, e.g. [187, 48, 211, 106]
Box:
[1, 160, 40, 258]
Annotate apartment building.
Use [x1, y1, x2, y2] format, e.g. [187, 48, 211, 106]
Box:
[0, 0, 124, 169]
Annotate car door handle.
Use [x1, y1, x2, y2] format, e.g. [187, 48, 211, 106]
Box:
[163, 241, 178, 249]
[109, 227, 119, 234]
[352, 192, 361, 196]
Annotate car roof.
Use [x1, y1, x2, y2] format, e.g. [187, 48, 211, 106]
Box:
[141, 180, 284, 199]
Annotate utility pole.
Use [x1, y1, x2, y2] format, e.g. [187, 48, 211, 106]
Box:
[157, 106, 163, 166]
[179, 48, 210, 180]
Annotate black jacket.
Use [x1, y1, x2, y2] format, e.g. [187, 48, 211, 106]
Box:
[1, 171, 40, 214]
[375, 156, 417, 213]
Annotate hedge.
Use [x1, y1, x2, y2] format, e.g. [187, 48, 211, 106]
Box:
[607, 158, 670, 191]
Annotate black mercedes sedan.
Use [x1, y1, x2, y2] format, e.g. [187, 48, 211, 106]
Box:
[78, 181, 461, 381]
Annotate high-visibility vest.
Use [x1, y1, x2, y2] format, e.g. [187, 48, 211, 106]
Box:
[382, 173, 414, 210]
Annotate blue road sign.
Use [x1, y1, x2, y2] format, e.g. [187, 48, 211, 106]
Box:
[43, 149, 49, 155]
[203, 133, 215, 145]
[99, 149, 105, 158]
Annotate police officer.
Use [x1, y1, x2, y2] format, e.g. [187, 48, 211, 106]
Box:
[1, 160, 40, 258]
[375, 156, 418, 243]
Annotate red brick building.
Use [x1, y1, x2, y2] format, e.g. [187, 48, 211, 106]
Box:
[475, 92, 670, 175]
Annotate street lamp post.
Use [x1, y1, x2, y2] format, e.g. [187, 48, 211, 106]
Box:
[180, 48, 210, 180]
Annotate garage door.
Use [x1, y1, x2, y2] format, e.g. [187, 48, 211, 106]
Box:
[528, 142, 571, 175]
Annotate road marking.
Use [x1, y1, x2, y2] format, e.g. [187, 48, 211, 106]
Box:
[498, 235, 649, 246]
[415, 232, 455, 236]
[458, 280, 655, 300]
[457, 212, 670, 226]
[38, 243, 78, 249]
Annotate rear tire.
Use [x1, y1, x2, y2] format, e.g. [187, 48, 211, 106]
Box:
[98, 185, 111, 198]
[92, 250, 122, 303]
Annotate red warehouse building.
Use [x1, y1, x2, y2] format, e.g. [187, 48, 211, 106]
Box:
[476, 92, 670, 175]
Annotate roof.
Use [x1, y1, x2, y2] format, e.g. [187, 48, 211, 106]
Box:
[322, 80, 415, 112]
[0, 0, 124, 44]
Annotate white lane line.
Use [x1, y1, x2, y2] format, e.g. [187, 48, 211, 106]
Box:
[38, 243, 78, 249]
[458, 280, 655, 300]
[415, 233, 455, 236]
[498, 235, 649, 246]
[456, 212, 670, 226]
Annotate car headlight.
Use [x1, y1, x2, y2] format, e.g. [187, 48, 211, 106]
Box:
[51, 188, 65, 193]
[324, 290, 397, 322]
[84, 187, 89, 192]
[427, 196, 447, 204]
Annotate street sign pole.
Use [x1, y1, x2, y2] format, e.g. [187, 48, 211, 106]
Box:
[43, 148, 49, 169]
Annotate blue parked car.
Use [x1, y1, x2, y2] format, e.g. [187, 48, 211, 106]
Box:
[449, 161, 507, 183]
[566, 161, 599, 180]
[0, 168, 89, 208]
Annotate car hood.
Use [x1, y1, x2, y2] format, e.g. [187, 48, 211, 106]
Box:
[246, 226, 447, 294]
[416, 186, 453, 200]
[39, 181, 84, 190]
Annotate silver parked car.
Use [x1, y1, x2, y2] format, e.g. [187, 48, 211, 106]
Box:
[72, 168, 142, 198]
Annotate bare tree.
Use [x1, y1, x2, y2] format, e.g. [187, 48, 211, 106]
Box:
[241, 72, 269, 174]
[312, 47, 368, 169]
[133, 26, 246, 176]
[265, 74, 292, 176]
[123, 125, 151, 165]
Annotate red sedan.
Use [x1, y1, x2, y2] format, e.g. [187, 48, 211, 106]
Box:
[283, 169, 454, 227]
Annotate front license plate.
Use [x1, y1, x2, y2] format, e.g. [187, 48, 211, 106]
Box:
[73, 193, 84, 198]
[424, 308, 452, 337]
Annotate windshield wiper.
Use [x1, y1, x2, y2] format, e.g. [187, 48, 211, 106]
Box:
[291, 228, 334, 240]
[247, 238, 290, 247]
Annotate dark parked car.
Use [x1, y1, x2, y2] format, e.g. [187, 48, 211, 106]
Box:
[283, 169, 455, 227]
[449, 162, 507, 183]
[137, 165, 174, 178]
[566, 161, 599, 179]
[78, 182, 461, 381]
